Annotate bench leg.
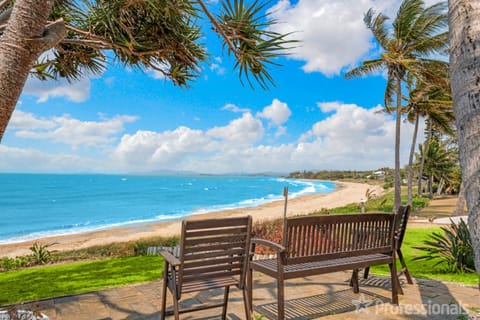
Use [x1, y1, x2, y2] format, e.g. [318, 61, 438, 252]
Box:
[277, 277, 285, 320]
[242, 286, 252, 320]
[221, 286, 230, 320]
[398, 249, 413, 284]
[389, 262, 399, 305]
[351, 269, 360, 293]
[247, 268, 253, 317]
[363, 267, 370, 279]
[160, 271, 168, 320]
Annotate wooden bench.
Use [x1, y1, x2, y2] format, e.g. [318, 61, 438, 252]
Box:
[248, 210, 405, 319]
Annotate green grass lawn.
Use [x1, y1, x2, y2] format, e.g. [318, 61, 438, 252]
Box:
[0, 255, 164, 306]
[370, 226, 479, 285]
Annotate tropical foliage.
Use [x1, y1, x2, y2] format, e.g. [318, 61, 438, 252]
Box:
[414, 218, 475, 273]
[345, 0, 449, 210]
[0, 0, 295, 141]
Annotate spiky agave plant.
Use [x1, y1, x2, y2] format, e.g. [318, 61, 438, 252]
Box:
[413, 218, 475, 273]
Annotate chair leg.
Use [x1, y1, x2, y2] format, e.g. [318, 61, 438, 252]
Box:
[398, 249, 413, 284]
[242, 286, 252, 320]
[277, 277, 285, 320]
[389, 262, 399, 305]
[351, 268, 359, 293]
[222, 286, 230, 320]
[363, 267, 370, 279]
[160, 270, 168, 320]
[247, 268, 253, 317]
[171, 282, 180, 320]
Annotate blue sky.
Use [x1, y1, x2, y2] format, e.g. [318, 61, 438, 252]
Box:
[0, 0, 442, 174]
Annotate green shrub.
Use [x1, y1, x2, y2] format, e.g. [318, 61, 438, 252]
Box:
[0, 257, 16, 271]
[30, 242, 56, 265]
[413, 218, 475, 273]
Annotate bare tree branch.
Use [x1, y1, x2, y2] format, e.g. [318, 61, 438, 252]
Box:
[26, 19, 66, 53]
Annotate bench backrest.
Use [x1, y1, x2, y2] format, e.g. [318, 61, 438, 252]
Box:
[177, 216, 252, 292]
[283, 213, 395, 265]
[395, 205, 411, 249]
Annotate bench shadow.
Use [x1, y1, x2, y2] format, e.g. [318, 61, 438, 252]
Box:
[254, 288, 389, 320]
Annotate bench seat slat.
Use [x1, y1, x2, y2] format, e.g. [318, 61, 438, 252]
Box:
[251, 253, 392, 279]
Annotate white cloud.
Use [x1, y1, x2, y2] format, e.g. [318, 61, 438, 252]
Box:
[207, 113, 264, 145]
[222, 103, 251, 113]
[113, 127, 213, 170]
[257, 99, 291, 126]
[210, 57, 226, 75]
[23, 76, 91, 103]
[8, 110, 55, 130]
[0, 145, 103, 173]
[9, 111, 138, 149]
[111, 102, 420, 173]
[1, 102, 423, 174]
[266, 0, 406, 75]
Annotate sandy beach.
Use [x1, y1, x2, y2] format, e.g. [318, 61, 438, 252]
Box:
[0, 181, 384, 258]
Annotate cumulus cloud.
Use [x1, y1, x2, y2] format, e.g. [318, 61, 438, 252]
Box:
[0, 145, 103, 173]
[207, 113, 264, 145]
[23, 76, 91, 103]
[112, 102, 419, 173]
[1, 102, 422, 174]
[10, 111, 138, 149]
[266, 0, 400, 75]
[113, 127, 212, 169]
[257, 99, 291, 126]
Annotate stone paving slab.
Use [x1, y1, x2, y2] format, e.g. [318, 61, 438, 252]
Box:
[10, 271, 480, 320]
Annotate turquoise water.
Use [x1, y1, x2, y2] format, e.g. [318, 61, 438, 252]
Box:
[0, 174, 335, 243]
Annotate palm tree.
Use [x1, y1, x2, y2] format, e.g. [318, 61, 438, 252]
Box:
[417, 138, 456, 199]
[449, 0, 480, 275]
[0, 0, 294, 142]
[404, 70, 454, 206]
[345, 0, 448, 211]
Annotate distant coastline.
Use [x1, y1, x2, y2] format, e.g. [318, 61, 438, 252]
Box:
[0, 181, 384, 258]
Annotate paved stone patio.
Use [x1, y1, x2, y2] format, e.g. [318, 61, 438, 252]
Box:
[11, 271, 480, 320]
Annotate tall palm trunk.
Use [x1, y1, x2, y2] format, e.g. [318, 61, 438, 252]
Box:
[0, 0, 65, 142]
[417, 118, 432, 196]
[449, 0, 480, 278]
[407, 113, 420, 206]
[394, 75, 402, 211]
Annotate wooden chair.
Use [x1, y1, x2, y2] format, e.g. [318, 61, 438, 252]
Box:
[362, 205, 413, 288]
[160, 216, 252, 320]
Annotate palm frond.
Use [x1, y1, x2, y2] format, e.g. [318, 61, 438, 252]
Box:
[364, 8, 390, 50]
[344, 59, 384, 79]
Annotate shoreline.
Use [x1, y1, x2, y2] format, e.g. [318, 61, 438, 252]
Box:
[0, 181, 384, 258]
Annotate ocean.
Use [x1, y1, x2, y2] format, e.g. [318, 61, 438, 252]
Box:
[0, 174, 335, 244]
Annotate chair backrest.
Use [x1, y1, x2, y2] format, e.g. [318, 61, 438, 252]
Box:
[283, 213, 395, 265]
[177, 216, 252, 293]
[394, 205, 411, 249]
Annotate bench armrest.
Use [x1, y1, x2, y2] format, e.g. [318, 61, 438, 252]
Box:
[251, 238, 286, 253]
[159, 250, 181, 266]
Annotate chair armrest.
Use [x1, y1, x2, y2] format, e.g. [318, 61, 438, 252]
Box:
[251, 238, 286, 253]
[159, 250, 181, 266]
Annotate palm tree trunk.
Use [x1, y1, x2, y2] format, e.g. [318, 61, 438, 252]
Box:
[417, 118, 432, 196]
[394, 76, 402, 211]
[0, 0, 65, 142]
[429, 173, 433, 199]
[407, 113, 420, 206]
[436, 177, 444, 196]
[449, 0, 480, 277]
